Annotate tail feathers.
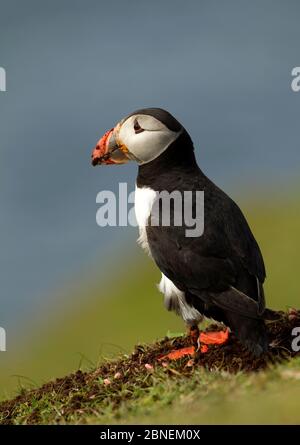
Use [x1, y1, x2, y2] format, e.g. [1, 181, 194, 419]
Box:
[225, 310, 268, 357]
[262, 307, 283, 321]
[193, 286, 269, 356]
[211, 286, 261, 320]
[209, 286, 268, 356]
[209, 285, 279, 322]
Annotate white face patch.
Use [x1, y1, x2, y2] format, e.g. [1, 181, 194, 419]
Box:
[118, 114, 182, 164]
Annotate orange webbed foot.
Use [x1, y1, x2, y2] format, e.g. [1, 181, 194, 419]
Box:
[157, 328, 229, 362]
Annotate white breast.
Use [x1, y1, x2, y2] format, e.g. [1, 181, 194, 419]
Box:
[134, 185, 202, 326]
[134, 185, 157, 255]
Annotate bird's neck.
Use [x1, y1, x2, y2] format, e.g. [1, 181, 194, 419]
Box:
[137, 131, 201, 190]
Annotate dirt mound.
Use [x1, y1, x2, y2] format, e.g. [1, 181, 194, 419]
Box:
[0, 309, 299, 424]
[132, 308, 300, 372]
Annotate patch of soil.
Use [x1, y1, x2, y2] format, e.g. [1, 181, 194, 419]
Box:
[132, 308, 300, 372]
[0, 309, 299, 424]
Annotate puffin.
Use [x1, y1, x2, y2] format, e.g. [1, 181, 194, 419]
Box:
[91, 108, 268, 356]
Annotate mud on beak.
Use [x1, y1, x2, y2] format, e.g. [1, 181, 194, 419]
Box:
[91, 125, 129, 166]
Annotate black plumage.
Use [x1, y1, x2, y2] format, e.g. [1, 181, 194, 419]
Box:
[137, 127, 268, 356]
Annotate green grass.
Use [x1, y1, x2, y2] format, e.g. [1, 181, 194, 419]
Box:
[1, 350, 300, 425]
[99, 361, 300, 425]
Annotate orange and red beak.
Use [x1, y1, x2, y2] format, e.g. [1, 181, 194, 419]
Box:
[91, 125, 129, 166]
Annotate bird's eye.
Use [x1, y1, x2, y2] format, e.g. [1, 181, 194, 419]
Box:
[134, 119, 144, 134]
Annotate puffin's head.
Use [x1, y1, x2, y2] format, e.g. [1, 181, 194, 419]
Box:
[91, 108, 184, 166]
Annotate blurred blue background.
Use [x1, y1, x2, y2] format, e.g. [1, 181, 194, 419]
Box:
[0, 0, 300, 397]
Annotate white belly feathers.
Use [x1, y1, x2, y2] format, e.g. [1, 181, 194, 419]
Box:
[158, 273, 202, 325]
[134, 185, 202, 325]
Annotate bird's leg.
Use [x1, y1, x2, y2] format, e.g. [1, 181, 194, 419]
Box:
[187, 324, 200, 351]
